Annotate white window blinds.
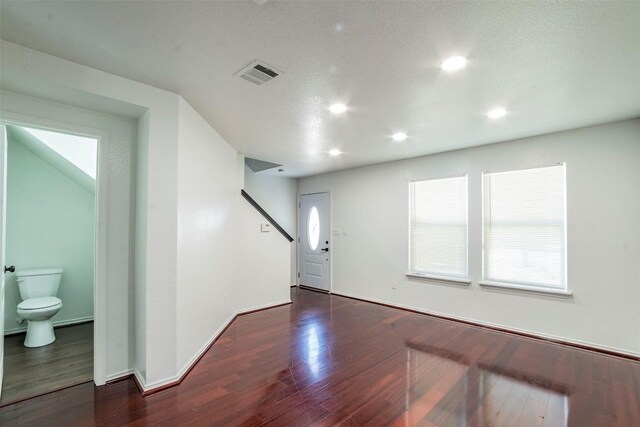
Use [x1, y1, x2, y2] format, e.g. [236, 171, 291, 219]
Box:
[482, 164, 566, 290]
[410, 176, 468, 278]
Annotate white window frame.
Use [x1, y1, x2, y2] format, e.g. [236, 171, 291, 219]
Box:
[407, 175, 470, 285]
[480, 163, 571, 297]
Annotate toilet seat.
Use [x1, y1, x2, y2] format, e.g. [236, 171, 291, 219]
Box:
[18, 297, 62, 310]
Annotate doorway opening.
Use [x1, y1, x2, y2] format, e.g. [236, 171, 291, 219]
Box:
[0, 124, 99, 405]
[298, 192, 331, 292]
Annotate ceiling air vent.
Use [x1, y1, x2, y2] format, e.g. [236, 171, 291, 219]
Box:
[236, 60, 282, 86]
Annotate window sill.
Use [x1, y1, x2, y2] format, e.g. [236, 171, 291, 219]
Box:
[479, 281, 572, 297]
[406, 272, 471, 285]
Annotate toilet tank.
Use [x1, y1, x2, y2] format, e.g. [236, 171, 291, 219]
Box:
[15, 268, 63, 300]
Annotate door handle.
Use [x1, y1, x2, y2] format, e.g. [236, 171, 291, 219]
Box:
[4, 265, 15, 273]
[321, 248, 329, 252]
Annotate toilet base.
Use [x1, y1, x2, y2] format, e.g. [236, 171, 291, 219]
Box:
[24, 320, 56, 347]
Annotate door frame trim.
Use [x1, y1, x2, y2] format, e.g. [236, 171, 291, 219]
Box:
[297, 191, 332, 292]
[0, 110, 109, 386]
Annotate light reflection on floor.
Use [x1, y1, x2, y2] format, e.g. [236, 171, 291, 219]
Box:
[306, 322, 322, 379]
[405, 343, 569, 426]
[298, 317, 328, 381]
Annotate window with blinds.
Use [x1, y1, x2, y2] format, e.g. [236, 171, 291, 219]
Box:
[410, 176, 468, 278]
[482, 164, 566, 290]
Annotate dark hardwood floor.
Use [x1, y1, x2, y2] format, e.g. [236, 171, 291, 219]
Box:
[1, 288, 638, 426]
[1, 322, 93, 406]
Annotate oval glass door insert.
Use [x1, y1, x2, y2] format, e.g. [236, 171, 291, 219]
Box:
[308, 206, 320, 250]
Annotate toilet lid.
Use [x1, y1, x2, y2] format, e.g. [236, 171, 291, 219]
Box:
[18, 297, 62, 310]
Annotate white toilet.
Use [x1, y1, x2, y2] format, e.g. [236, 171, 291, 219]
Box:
[15, 268, 63, 348]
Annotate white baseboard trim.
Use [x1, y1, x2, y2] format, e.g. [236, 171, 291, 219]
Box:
[4, 315, 94, 336]
[132, 370, 148, 391]
[175, 298, 291, 380]
[134, 299, 292, 394]
[175, 313, 237, 380]
[104, 369, 134, 384]
[330, 290, 640, 359]
[237, 299, 292, 316]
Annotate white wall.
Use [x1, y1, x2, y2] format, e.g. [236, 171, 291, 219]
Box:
[176, 99, 239, 371]
[244, 166, 298, 236]
[0, 90, 138, 378]
[233, 198, 291, 311]
[176, 99, 291, 373]
[244, 166, 298, 285]
[0, 40, 288, 391]
[134, 111, 149, 382]
[1, 40, 184, 386]
[299, 119, 640, 357]
[4, 127, 95, 333]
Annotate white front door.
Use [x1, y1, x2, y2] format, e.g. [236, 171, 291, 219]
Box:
[0, 125, 7, 397]
[298, 192, 331, 291]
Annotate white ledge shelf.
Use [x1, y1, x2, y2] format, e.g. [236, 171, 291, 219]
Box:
[406, 272, 471, 285]
[479, 281, 573, 297]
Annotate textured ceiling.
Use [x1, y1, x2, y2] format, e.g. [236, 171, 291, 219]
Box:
[1, 1, 639, 177]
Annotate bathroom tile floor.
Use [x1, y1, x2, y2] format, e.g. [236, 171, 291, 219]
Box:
[0, 322, 93, 406]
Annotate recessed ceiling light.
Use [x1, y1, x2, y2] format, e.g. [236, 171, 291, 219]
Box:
[329, 149, 342, 156]
[441, 56, 467, 72]
[329, 103, 347, 114]
[392, 132, 408, 142]
[487, 108, 508, 119]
